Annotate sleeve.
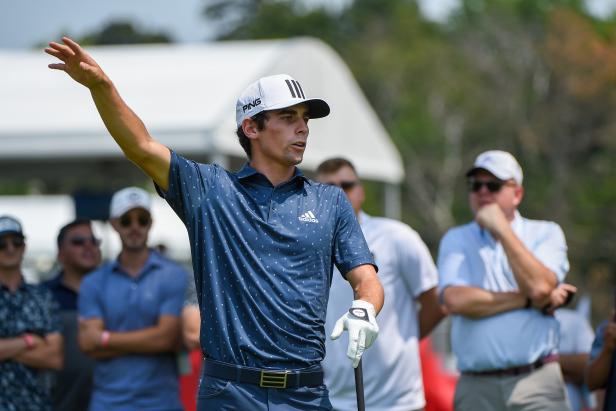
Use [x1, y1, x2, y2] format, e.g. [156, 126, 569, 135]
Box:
[159, 264, 188, 317]
[533, 222, 570, 282]
[183, 269, 198, 307]
[77, 274, 104, 320]
[575, 315, 596, 353]
[155, 150, 216, 224]
[437, 229, 472, 296]
[395, 226, 438, 298]
[590, 321, 607, 360]
[333, 191, 376, 276]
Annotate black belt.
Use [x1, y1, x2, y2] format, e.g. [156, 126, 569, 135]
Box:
[202, 358, 323, 389]
[462, 354, 559, 377]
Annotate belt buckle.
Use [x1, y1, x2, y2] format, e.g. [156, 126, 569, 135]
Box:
[259, 370, 289, 388]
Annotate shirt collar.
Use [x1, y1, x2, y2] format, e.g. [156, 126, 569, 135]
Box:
[358, 210, 371, 227]
[235, 163, 311, 186]
[477, 210, 523, 242]
[111, 249, 162, 277]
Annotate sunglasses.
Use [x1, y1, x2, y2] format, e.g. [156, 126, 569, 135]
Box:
[119, 214, 151, 228]
[467, 179, 507, 193]
[68, 235, 101, 247]
[0, 236, 25, 251]
[329, 181, 359, 191]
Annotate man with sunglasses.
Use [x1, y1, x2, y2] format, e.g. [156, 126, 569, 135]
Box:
[0, 215, 64, 411]
[437, 150, 575, 411]
[46, 37, 383, 410]
[44, 219, 102, 411]
[317, 158, 445, 411]
[77, 187, 187, 411]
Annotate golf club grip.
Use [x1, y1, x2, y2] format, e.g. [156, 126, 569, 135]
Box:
[354, 359, 365, 411]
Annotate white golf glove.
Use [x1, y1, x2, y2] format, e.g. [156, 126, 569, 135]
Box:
[330, 299, 379, 368]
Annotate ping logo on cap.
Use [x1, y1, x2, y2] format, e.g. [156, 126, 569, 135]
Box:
[242, 98, 261, 113]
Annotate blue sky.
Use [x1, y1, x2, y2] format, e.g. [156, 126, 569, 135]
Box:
[2, 0, 614, 50]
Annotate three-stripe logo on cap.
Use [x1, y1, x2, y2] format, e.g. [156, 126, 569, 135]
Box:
[285, 79, 306, 99]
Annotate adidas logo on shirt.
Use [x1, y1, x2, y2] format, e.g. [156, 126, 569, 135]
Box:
[298, 211, 319, 223]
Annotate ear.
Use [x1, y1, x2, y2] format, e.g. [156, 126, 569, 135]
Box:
[241, 118, 259, 140]
[513, 185, 524, 207]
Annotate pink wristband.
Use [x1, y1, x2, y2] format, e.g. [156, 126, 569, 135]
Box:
[101, 331, 110, 348]
[23, 333, 34, 349]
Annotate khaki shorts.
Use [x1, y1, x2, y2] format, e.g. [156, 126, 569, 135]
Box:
[454, 362, 571, 411]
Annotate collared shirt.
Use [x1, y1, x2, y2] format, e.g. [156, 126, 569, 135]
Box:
[44, 271, 96, 411]
[158, 151, 375, 369]
[78, 250, 186, 411]
[0, 279, 60, 411]
[438, 211, 569, 372]
[43, 271, 78, 310]
[324, 211, 438, 411]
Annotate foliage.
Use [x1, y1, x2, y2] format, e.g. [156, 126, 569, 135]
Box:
[202, 0, 616, 318]
[77, 21, 173, 46]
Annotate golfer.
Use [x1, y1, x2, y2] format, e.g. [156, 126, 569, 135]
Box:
[46, 37, 383, 410]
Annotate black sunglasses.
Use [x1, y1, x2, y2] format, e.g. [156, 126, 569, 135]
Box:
[68, 235, 101, 247]
[120, 214, 151, 228]
[467, 179, 505, 193]
[0, 236, 25, 251]
[329, 181, 359, 191]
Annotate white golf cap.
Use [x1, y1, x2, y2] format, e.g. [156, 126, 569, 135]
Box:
[0, 215, 23, 237]
[109, 187, 152, 219]
[235, 74, 330, 128]
[466, 150, 523, 185]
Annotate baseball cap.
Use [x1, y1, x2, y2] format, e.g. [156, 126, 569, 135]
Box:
[235, 74, 330, 128]
[109, 187, 152, 219]
[466, 150, 523, 185]
[0, 215, 24, 237]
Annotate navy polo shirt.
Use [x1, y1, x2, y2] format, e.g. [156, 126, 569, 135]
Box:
[43, 272, 78, 311]
[78, 250, 186, 411]
[158, 151, 375, 369]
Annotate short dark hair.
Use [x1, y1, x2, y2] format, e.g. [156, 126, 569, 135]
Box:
[235, 112, 269, 159]
[316, 157, 358, 176]
[57, 219, 92, 250]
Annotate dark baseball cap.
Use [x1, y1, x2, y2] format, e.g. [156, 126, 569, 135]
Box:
[0, 215, 24, 237]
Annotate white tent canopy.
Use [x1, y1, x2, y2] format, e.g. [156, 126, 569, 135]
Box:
[0, 38, 403, 184]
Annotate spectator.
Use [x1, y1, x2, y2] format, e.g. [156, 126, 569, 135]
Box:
[44, 219, 102, 411]
[0, 215, 63, 411]
[438, 150, 575, 411]
[77, 187, 187, 411]
[587, 312, 616, 409]
[555, 307, 596, 411]
[317, 157, 445, 411]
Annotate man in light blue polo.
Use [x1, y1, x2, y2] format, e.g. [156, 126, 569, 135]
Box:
[77, 187, 187, 411]
[47, 37, 384, 410]
[438, 150, 574, 411]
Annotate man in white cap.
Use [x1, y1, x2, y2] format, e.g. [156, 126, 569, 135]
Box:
[46, 38, 383, 410]
[437, 150, 576, 411]
[0, 215, 63, 411]
[77, 187, 187, 411]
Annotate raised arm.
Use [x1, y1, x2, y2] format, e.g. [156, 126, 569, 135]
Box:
[476, 204, 559, 305]
[45, 37, 171, 190]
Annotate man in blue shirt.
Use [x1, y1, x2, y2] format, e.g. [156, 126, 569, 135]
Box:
[587, 316, 616, 409]
[78, 187, 187, 411]
[47, 37, 384, 410]
[44, 219, 101, 411]
[438, 150, 576, 411]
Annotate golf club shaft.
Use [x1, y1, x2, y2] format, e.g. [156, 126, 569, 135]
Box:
[354, 359, 365, 411]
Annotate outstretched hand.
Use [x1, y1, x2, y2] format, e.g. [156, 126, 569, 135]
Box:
[45, 37, 107, 89]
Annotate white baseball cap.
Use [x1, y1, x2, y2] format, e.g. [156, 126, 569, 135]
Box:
[235, 74, 330, 128]
[109, 187, 152, 219]
[0, 215, 23, 237]
[466, 150, 523, 185]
